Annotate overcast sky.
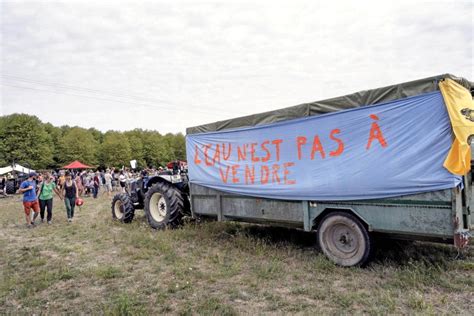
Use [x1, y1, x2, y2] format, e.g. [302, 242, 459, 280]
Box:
[1, 0, 472, 134]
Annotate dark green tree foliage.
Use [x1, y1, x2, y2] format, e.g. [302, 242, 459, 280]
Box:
[43, 123, 63, 168]
[100, 131, 132, 167]
[123, 129, 146, 168]
[59, 127, 99, 165]
[88, 127, 104, 143]
[142, 131, 163, 168]
[0, 114, 187, 169]
[0, 116, 8, 167]
[0, 114, 53, 169]
[171, 132, 186, 161]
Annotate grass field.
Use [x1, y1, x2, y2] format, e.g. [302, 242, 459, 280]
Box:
[0, 194, 473, 315]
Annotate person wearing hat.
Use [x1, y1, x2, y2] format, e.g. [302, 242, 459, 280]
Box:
[18, 172, 40, 227]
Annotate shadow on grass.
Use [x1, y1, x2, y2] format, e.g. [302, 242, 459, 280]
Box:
[216, 223, 472, 268]
[369, 238, 469, 268]
[240, 224, 317, 248]
[127, 214, 472, 268]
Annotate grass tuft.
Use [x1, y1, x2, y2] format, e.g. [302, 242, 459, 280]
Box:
[94, 266, 121, 279]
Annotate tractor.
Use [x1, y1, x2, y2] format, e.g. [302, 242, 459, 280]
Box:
[111, 161, 191, 229]
[2, 173, 28, 195]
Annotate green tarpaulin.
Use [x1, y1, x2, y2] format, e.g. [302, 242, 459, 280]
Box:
[186, 74, 473, 135]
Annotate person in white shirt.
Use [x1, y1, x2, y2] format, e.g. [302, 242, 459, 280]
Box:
[119, 172, 126, 193]
[104, 170, 113, 197]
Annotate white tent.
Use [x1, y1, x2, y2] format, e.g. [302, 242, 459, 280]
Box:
[0, 164, 35, 176]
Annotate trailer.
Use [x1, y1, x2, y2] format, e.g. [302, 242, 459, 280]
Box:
[185, 74, 473, 266]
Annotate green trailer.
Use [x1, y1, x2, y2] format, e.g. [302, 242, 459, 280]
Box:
[186, 74, 473, 266]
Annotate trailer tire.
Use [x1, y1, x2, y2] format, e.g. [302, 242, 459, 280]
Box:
[144, 181, 183, 229]
[111, 193, 135, 223]
[317, 211, 372, 267]
[5, 181, 15, 194]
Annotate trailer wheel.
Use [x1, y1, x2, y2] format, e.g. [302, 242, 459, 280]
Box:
[317, 212, 372, 267]
[144, 182, 183, 229]
[111, 193, 135, 223]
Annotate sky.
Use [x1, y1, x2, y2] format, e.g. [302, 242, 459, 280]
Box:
[1, 0, 473, 134]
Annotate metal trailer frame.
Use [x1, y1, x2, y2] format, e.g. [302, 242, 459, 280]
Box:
[189, 180, 472, 243]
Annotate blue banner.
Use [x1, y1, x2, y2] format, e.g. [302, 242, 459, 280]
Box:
[186, 91, 462, 201]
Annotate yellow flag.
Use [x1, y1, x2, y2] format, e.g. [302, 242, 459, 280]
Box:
[439, 79, 474, 175]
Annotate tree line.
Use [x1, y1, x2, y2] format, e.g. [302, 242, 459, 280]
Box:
[0, 114, 186, 170]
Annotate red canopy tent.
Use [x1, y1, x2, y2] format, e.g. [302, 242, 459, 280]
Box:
[166, 160, 187, 169]
[62, 160, 93, 169]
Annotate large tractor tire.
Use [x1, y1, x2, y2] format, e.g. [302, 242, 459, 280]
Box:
[5, 181, 15, 194]
[111, 193, 135, 223]
[317, 212, 372, 267]
[144, 181, 184, 229]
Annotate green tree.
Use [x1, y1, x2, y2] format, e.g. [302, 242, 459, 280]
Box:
[43, 122, 64, 168]
[142, 131, 174, 167]
[0, 114, 53, 169]
[163, 133, 177, 162]
[88, 127, 104, 144]
[58, 127, 99, 165]
[124, 129, 146, 168]
[0, 116, 8, 166]
[171, 132, 186, 161]
[100, 131, 132, 167]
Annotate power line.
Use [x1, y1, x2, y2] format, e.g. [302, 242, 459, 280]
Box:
[2, 73, 181, 105]
[1, 73, 242, 115]
[1, 82, 226, 117]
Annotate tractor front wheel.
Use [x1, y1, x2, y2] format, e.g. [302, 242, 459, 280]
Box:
[111, 193, 135, 223]
[5, 181, 15, 194]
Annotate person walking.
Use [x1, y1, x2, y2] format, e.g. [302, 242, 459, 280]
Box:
[119, 171, 127, 193]
[18, 172, 40, 227]
[112, 169, 119, 191]
[75, 172, 84, 197]
[1, 175, 8, 197]
[38, 173, 62, 224]
[104, 169, 113, 197]
[87, 171, 95, 195]
[100, 170, 105, 189]
[93, 171, 100, 198]
[83, 172, 91, 197]
[57, 171, 66, 189]
[62, 171, 78, 222]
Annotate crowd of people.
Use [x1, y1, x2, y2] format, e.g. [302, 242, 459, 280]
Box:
[16, 166, 172, 228]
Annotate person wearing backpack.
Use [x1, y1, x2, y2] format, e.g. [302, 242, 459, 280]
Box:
[62, 171, 78, 222]
[38, 172, 63, 224]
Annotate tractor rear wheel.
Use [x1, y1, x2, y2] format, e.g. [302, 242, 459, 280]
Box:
[5, 181, 15, 194]
[111, 193, 135, 223]
[144, 181, 183, 229]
